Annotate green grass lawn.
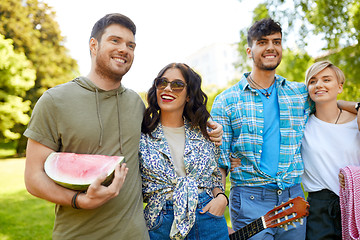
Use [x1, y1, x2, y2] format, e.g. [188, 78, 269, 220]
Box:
[0, 158, 54, 240]
[0, 158, 232, 239]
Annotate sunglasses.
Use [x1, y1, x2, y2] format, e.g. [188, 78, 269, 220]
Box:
[155, 78, 187, 93]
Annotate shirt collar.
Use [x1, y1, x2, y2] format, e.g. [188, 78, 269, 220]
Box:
[239, 72, 286, 91]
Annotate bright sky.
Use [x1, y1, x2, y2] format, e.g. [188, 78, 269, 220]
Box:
[45, 0, 261, 92]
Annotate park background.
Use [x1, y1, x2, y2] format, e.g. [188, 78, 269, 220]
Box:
[0, 0, 359, 239]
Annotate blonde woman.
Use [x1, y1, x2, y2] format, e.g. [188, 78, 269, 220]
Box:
[301, 60, 360, 240]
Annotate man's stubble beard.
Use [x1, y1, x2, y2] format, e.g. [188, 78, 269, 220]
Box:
[95, 46, 131, 82]
[252, 52, 281, 71]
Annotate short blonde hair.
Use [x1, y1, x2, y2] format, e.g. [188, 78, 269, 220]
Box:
[305, 60, 345, 87]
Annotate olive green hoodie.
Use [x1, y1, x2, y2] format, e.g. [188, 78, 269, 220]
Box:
[24, 76, 149, 239]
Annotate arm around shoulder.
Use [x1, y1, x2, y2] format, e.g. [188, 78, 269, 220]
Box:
[338, 100, 358, 114]
[338, 100, 360, 130]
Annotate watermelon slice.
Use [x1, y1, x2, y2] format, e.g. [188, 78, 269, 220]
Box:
[44, 152, 124, 191]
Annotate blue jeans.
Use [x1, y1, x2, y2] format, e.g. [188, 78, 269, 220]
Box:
[149, 191, 229, 240]
[230, 184, 306, 240]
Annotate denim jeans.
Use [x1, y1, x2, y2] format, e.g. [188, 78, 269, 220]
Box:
[229, 184, 306, 240]
[149, 191, 229, 240]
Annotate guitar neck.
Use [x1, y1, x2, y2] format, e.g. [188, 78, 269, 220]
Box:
[229, 217, 265, 240]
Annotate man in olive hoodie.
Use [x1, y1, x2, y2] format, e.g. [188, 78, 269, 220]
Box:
[24, 13, 149, 240]
[24, 13, 222, 240]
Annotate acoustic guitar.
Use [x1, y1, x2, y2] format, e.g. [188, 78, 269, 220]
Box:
[229, 196, 309, 240]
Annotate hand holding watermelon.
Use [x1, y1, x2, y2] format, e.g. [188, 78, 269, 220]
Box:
[44, 152, 128, 209]
[76, 163, 128, 209]
[44, 152, 125, 191]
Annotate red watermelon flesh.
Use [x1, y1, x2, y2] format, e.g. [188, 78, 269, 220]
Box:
[44, 152, 124, 191]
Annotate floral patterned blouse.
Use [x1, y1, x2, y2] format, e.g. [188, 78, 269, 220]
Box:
[139, 121, 223, 239]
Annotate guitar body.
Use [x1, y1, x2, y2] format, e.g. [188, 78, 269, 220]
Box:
[229, 197, 309, 240]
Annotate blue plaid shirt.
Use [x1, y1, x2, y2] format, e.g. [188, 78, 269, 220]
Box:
[211, 73, 310, 190]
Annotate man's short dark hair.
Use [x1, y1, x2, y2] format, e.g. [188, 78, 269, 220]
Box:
[90, 13, 136, 42]
[247, 18, 282, 47]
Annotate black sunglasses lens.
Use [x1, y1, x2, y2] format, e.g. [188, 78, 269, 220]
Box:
[155, 78, 186, 92]
[155, 78, 168, 89]
[171, 81, 186, 91]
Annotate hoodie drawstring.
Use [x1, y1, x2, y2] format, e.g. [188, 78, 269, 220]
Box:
[95, 88, 104, 147]
[94, 88, 123, 155]
[116, 91, 123, 155]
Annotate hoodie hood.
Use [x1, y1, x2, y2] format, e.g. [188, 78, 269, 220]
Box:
[73, 76, 126, 95]
[72, 76, 125, 154]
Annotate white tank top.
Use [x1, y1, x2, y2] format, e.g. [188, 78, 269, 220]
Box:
[301, 114, 360, 195]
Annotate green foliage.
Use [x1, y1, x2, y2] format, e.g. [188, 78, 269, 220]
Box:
[203, 84, 226, 112]
[300, 0, 359, 99]
[234, 29, 250, 73]
[0, 34, 36, 140]
[0, 0, 79, 92]
[255, 0, 359, 52]
[0, 0, 79, 155]
[341, 82, 360, 102]
[0, 142, 17, 159]
[277, 48, 314, 83]
[318, 45, 360, 100]
[253, 3, 270, 21]
[303, 0, 358, 49]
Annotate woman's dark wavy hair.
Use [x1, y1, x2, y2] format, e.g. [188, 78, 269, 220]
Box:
[141, 63, 211, 139]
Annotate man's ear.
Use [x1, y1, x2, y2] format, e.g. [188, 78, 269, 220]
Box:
[246, 47, 252, 59]
[89, 37, 98, 56]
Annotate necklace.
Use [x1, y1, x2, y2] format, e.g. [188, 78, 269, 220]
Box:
[334, 108, 342, 124]
[248, 74, 276, 99]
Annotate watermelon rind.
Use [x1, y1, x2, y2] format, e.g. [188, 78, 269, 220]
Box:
[44, 152, 124, 191]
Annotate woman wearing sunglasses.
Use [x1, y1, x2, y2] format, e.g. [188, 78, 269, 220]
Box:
[139, 63, 229, 240]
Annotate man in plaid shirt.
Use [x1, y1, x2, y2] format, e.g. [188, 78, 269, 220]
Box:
[211, 18, 309, 239]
